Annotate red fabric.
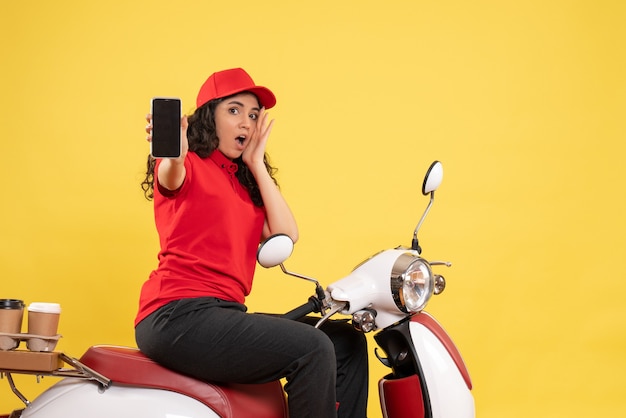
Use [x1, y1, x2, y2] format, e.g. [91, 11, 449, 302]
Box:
[411, 313, 473, 389]
[136, 151, 265, 325]
[379, 374, 425, 418]
[80, 345, 288, 418]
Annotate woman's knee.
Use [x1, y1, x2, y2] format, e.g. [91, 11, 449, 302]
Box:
[306, 327, 336, 361]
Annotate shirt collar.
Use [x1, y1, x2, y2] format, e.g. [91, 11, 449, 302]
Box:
[209, 150, 238, 175]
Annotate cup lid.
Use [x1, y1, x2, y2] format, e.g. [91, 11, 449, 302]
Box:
[28, 302, 61, 314]
[0, 299, 25, 309]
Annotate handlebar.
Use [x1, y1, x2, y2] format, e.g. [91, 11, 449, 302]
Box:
[281, 297, 322, 321]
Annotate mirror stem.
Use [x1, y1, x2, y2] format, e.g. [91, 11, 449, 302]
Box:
[280, 264, 328, 310]
[280, 264, 320, 287]
[412, 191, 435, 254]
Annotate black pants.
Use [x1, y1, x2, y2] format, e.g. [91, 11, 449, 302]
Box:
[135, 297, 368, 418]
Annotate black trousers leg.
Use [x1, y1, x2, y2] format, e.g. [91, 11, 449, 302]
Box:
[136, 298, 368, 418]
[299, 317, 369, 418]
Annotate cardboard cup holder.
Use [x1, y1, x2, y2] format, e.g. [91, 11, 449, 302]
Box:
[1, 300, 61, 352]
[0, 332, 61, 352]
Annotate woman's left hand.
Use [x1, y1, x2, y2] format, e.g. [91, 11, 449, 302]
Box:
[243, 107, 274, 171]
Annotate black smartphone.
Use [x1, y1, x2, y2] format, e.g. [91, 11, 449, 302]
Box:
[150, 97, 181, 158]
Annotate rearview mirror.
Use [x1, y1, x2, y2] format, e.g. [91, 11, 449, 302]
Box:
[422, 161, 443, 195]
[257, 234, 294, 268]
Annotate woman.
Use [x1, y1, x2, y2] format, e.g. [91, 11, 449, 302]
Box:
[136, 68, 368, 418]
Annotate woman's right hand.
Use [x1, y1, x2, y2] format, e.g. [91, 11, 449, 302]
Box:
[145, 114, 189, 161]
[145, 114, 189, 191]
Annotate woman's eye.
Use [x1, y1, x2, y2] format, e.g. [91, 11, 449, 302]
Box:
[249, 113, 258, 121]
[229, 108, 239, 115]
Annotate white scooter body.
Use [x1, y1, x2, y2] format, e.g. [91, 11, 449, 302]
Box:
[325, 247, 475, 418]
[20, 380, 217, 418]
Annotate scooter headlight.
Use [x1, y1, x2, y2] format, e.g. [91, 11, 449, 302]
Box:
[390, 253, 434, 313]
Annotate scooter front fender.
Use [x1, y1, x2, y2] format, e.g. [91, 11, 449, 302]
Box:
[409, 314, 475, 418]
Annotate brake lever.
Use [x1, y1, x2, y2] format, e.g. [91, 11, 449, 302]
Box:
[314, 301, 347, 329]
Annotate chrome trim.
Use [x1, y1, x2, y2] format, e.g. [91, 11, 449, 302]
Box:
[390, 253, 434, 313]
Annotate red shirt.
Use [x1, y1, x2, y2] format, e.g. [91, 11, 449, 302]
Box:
[135, 150, 266, 326]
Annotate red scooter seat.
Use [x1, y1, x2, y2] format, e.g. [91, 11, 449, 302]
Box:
[79, 345, 288, 418]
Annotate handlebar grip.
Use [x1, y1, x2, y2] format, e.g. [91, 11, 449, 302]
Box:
[282, 297, 320, 321]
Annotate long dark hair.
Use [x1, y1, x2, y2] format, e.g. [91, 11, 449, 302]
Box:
[140, 94, 278, 206]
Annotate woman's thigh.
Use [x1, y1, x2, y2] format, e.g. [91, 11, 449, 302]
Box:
[136, 298, 335, 384]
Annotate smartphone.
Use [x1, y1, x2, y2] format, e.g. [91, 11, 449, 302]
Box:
[150, 97, 182, 158]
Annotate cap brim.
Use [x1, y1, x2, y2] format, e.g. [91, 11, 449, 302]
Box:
[247, 86, 276, 109]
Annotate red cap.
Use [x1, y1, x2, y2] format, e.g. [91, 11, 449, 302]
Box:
[196, 68, 276, 109]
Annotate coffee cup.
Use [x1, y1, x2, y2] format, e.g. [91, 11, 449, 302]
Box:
[0, 299, 24, 350]
[27, 302, 61, 337]
[0, 299, 25, 334]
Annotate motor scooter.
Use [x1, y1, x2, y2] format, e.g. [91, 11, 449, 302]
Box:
[1, 161, 474, 418]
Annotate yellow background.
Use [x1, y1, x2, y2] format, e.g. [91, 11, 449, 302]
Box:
[1, 0, 625, 416]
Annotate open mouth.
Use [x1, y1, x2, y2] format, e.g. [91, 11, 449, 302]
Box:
[236, 135, 246, 145]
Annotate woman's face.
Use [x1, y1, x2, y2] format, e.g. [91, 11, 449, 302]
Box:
[214, 92, 260, 159]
